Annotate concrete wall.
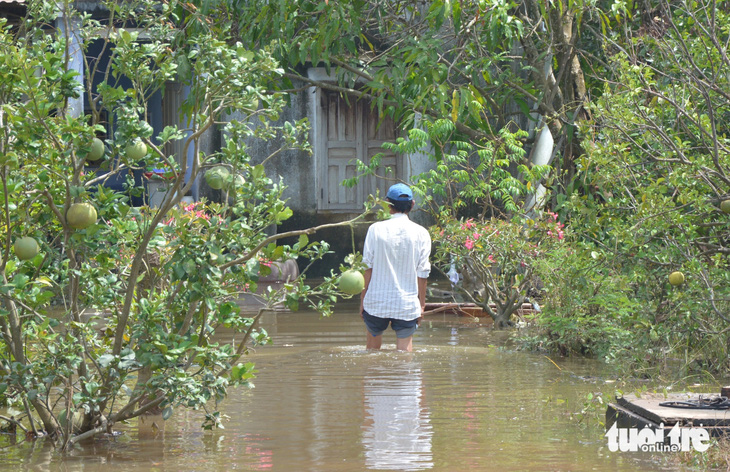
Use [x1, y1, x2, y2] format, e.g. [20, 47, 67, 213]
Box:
[220, 80, 316, 211]
[218, 81, 356, 275]
[218, 80, 436, 276]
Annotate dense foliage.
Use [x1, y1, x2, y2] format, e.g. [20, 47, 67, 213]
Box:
[0, 0, 367, 448]
[1, 0, 729, 451]
[216, 0, 729, 378]
[541, 0, 729, 376]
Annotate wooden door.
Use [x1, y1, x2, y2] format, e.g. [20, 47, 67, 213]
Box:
[318, 90, 399, 211]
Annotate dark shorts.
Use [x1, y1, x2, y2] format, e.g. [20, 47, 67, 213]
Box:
[362, 310, 419, 339]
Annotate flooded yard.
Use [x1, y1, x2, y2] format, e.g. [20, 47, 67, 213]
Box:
[2, 302, 682, 471]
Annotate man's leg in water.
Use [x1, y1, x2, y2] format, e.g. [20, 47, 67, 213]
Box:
[366, 330, 383, 350]
[395, 335, 413, 352]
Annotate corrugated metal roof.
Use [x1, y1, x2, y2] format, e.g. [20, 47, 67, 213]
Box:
[0, 0, 25, 4]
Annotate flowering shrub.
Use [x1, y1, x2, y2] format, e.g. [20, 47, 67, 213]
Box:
[432, 212, 566, 327]
[164, 201, 211, 226]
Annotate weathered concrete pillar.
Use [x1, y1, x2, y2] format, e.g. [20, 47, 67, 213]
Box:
[56, 2, 84, 118]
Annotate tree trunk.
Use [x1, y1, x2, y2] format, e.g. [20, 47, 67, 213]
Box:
[492, 310, 515, 328]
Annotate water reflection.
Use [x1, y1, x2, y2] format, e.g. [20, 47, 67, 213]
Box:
[362, 358, 433, 470]
[0, 309, 678, 471]
[238, 434, 274, 471]
[448, 327, 459, 346]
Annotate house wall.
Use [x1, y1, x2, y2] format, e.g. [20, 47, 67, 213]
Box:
[220, 80, 316, 212]
[220, 80, 349, 275]
[271, 80, 375, 276]
[221, 78, 436, 277]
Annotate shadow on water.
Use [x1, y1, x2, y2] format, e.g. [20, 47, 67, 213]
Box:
[1, 302, 680, 471]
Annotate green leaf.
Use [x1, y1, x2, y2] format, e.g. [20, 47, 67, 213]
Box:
[231, 364, 242, 380]
[271, 245, 285, 261]
[12, 274, 28, 289]
[275, 207, 293, 223]
[514, 97, 531, 118]
[120, 28, 133, 44]
[70, 186, 86, 198]
[452, 0, 462, 32]
[252, 164, 266, 180]
[236, 47, 254, 62]
[4, 260, 16, 276]
[98, 354, 116, 368]
[297, 234, 309, 249]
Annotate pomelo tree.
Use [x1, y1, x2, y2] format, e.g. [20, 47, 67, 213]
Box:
[531, 0, 730, 373]
[0, 0, 368, 449]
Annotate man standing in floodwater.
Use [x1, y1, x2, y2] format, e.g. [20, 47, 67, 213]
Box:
[359, 183, 432, 352]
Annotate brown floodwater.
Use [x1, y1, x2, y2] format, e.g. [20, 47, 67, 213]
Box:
[2, 302, 680, 471]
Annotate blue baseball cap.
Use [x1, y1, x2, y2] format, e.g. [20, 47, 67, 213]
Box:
[386, 183, 413, 201]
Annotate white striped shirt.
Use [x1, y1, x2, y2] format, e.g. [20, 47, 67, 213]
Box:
[362, 213, 431, 320]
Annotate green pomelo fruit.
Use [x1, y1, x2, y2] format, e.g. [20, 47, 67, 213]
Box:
[126, 139, 148, 160]
[669, 271, 685, 286]
[67, 202, 98, 229]
[338, 270, 365, 295]
[205, 166, 230, 190]
[14, 236, 39, 260]
[84, 137, 105, 162]
[721, 200, 730, 214]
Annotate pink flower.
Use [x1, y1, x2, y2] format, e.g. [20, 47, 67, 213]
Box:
[464, 238, 474, 250]
[473, 232, 480, 240]
[488, 255, 496, 263]
[194, 210, 210, 221]
[558, 231, 564, 240]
